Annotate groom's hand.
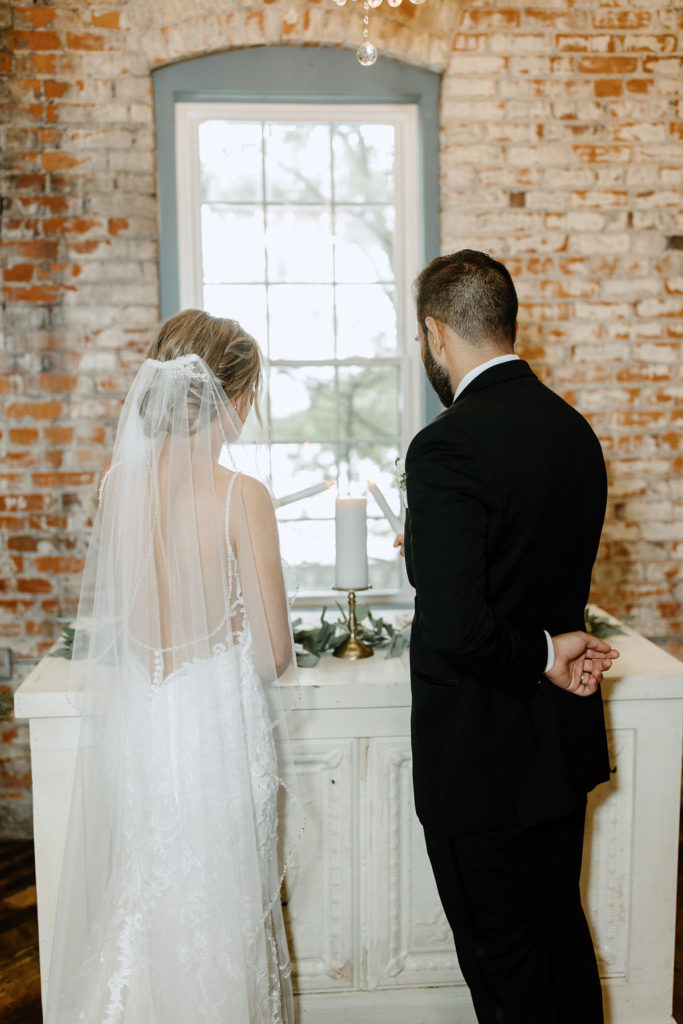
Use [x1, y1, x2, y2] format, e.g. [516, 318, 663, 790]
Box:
[546, 632, 619, 697]
[393, 533, 405, 557]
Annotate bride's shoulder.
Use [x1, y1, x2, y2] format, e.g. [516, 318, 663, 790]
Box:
[212, 466, 273, 508]
[236, 473, 274, 510]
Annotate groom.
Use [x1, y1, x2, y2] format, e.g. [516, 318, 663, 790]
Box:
[403, 250, 618, 1023]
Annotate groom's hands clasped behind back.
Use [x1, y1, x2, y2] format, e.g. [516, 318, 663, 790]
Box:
[392, 532, 619, 698]
[546, 632, 619, 698]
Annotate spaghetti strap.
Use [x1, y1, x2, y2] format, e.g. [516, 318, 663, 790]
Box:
[98, 468, 111, 505]
[224, 471, 241, 549]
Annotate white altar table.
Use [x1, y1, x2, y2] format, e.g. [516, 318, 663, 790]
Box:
[14, 609, 683, 1024]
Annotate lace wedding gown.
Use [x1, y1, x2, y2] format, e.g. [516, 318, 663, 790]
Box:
[45, 357, 299, 1024]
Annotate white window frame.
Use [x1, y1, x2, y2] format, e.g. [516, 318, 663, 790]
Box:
[174, 101, 422, 604]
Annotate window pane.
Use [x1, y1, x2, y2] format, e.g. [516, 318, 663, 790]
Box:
[278, 519, 335, 592]
[268, 285, 334, 361]
[271, 443, 336, 521]
[201, 205, 265, 283]
[368, 516, 403, 592]
[269, 366, 336, 443]
[337, 440, 400, 500]
[333, 123, 395, 204]
[199, 121, 263, 202]
[184, 104, 415, 598]
[337, 365, 399, 440]
[265, 123, 331, 202]
[203, 284, 268, 344]
[266, 207, 333, 282]
[336, 284, 397, 358]
[334, 206, 395, 283]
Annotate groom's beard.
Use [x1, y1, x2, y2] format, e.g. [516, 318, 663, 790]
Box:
[423, 345, 454, 407]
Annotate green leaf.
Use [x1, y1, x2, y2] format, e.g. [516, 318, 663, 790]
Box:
[0, 690, 13, 721]
[296, 650, 319, 668]
[584, 608, 628, 639]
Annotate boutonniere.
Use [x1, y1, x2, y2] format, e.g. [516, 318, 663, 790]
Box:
[394, 456, 406, 492]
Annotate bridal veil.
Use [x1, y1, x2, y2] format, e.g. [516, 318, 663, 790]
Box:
[45, 352, 302, 1024]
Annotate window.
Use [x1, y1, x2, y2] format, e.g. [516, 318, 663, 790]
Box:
[154, 48, 440, 601]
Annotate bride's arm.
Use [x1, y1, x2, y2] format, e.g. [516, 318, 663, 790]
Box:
[235, 475, 292, 679]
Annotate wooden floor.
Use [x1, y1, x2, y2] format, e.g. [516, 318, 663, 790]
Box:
[2, 831, 683, 1024]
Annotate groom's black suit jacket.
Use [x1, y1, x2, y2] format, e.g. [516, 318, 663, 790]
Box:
[405, 359, 611, 835]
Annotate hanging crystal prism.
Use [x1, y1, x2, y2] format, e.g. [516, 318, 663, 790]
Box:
[333, 0, 427, 65]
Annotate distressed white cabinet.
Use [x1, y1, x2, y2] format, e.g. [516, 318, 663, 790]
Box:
[14, 610, 683, 1024]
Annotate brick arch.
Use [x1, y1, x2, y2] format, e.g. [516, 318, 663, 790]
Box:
[120, 0, 455, 75]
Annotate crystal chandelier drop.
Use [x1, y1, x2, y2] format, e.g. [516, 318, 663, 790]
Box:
[333, 0, 427, 66]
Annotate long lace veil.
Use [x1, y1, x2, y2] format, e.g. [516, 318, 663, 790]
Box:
[45, 354, 303, 1024]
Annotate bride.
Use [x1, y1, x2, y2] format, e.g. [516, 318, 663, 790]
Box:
[45, 310, 302, 1024]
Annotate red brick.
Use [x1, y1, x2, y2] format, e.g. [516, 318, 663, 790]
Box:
[16, 578, 53, 595]
[9, 31, 61, 51]
[13, 6, 57, 28]
[36, 374, 79, 393]
[576, 57, 640, 74]
[4, 401, 63, 420]
[3, 265, 34, 283]
[28, 515, 67, 531]
[32, 471, 95, 488]
[42, 216, 99, 234]
[592, 11, 652, 30]
[65, 32, 109, 52]
[0, 517, 27, 531]
[108, 218, 129, 236]
[594, 79, 623, 98]
[34, 556, 84, 574]
[28, 53, 57, 74]
[3, 284, 61, 303]
[0, 495, 53, 512]
[4, 240, 59, 259]
[43, 426, 74, 445]
[92, 11, 121, 30]
[11, 78, 42, 98]
[9, 428, 40, 445]
[44, 81, 69, 99]
[625, 79, 653, 95]
[16, 173, 46, 190]
[40, 153, 83, 172]
[7, 537, 38, 553]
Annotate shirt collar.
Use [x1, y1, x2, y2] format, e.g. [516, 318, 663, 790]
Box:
[453, 353, 520, 403]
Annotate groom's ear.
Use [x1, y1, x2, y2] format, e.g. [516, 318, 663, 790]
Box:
[424, 316, 445, 356]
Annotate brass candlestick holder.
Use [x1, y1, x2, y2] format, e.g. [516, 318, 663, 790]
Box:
[332, 586, 373, 660]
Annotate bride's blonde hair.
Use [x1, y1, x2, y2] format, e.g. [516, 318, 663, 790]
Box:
[147, 309, 262, 416]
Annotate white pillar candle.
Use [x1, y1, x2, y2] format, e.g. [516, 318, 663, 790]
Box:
[275, 480, 334, 508]
[367, 479, 403, 535]
[335, 497, 368, 590]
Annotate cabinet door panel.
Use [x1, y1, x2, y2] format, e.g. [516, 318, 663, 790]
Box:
[366, 737, 463, 989]
[284, 738, 359, 993]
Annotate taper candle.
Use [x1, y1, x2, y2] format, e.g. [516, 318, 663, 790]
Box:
[335, 497, 368, 589]
[275, 480, 334, 508]
[367, 479, 403, 534]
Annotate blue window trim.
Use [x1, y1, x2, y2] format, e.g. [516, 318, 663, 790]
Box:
[153, 45, 442, 425]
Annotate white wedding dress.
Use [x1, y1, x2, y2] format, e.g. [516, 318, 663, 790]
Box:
[45, 357, 300, 1024]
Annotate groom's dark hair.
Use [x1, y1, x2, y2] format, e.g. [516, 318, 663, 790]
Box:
[413, 250, 518, 350]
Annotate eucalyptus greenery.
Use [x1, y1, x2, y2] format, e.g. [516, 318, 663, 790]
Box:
[44, 608, 624, 673]
[0, 689, 13, 721]
[584, 608, 628, 639]
[293, 604, 411, 668]
[49, 625, 89, 661]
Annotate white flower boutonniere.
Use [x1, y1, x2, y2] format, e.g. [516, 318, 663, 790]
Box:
[394, 456, 406, 492]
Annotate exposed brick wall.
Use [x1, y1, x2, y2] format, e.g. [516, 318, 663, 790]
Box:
[1, 0, 682, 834]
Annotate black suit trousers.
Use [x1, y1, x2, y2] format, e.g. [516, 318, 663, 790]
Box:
[424, 804, 603, 1024]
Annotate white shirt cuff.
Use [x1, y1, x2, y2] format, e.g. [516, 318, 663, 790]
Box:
[544, 631, 554, 673]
